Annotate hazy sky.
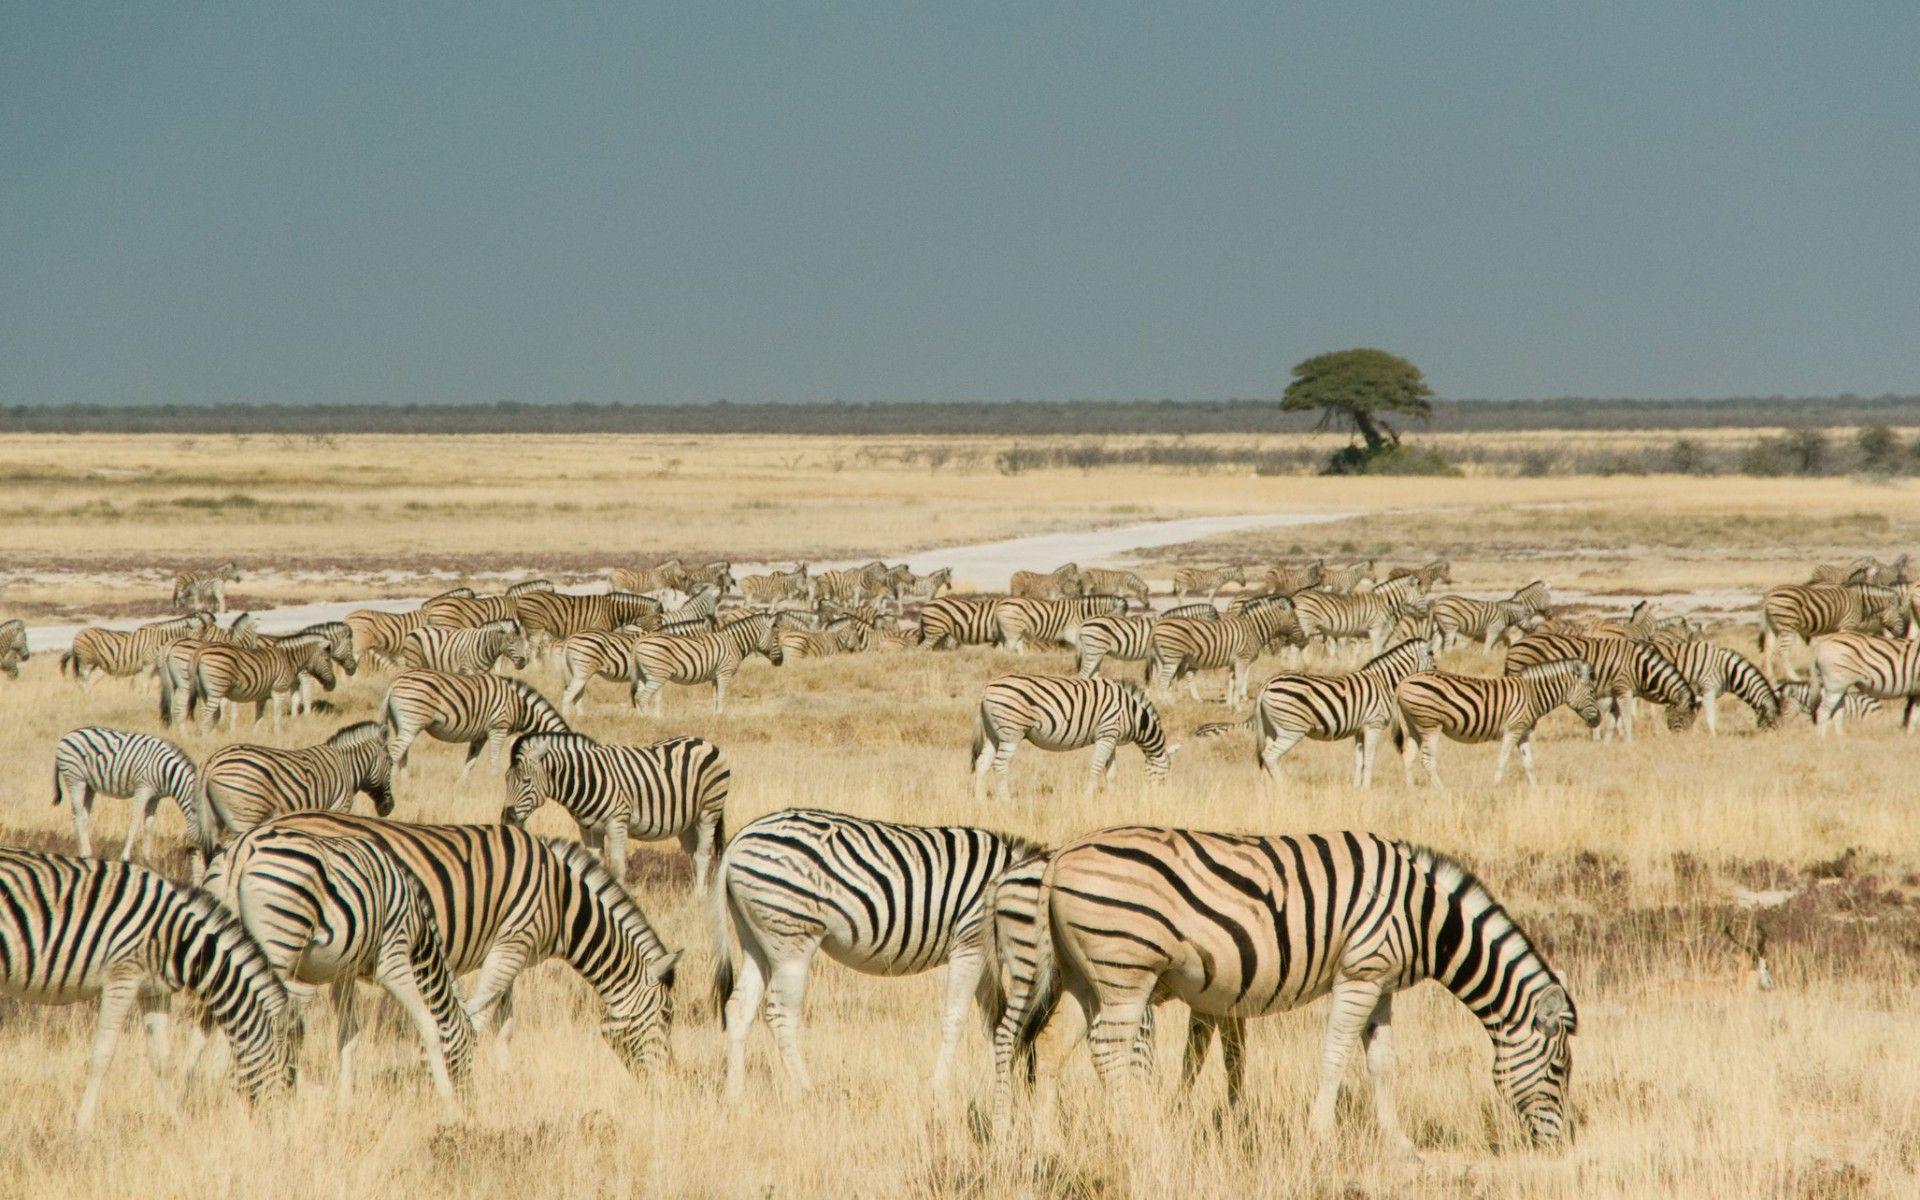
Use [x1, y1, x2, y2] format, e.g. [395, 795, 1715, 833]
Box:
[4, 3, 1917, 405]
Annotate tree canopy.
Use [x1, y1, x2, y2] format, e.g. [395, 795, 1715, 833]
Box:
[1280, 348, 1434, 453]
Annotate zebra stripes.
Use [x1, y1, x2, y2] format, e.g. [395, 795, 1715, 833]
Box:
[1776, 679, 1878, 725]
[1260, 559, 1324, 598]
[52, 726, 214, 877]
[1810, 632, 1920, 734]
[1395, 660, 1601, 786]
[0, 848, 297, 1128]
[918, 594, 1005, 650]
[1075, 568, 1148, 607]
[1146, 598, 1302, 704]
[971, 675, 1173, 801]
[63, 612, 214, 689]
[185, 641, 341, 731]
[631, 611, 784, 714]
[711, 808, 1040, 1095]
[1171, 565, 1245, 602]
[1809, 554, 1907, 586]
[1760, 583, 1907, 678]
[400, 619, 530, 675]
[1385, 559, 1453, 588]
[894, 566, 954, 602]
[383, 671, 571, 777]
[1314, 559, 1375, 593]
[1503, 631, 1697, 739]
[1, 617, 27, 678]
[992, 595, 1127, 653]
[513, 590, 664, 651]
[202, 721, 395, 837]
[503, 731, 731, 892]
[1651, 637, 1780, 735]
[814, 561, 894, 606]
[739, 564, 812, 606]
[777, 616, 867, 658]
[610, 559, 688, 596]
[1075, 612, 1173, 679]
[1291, 573, 1429, 655]
[345, 605, 430, 668]
[1431, 581, 1552, 650]
[1005, 827, 1576, 1149]
[420, 579, 555, 629]
[172, 562, 241, 614]
[1009, 564, 1082, 600]
[263, 812, 681, 1071]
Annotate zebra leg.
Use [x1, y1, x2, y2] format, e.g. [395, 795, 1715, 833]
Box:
[1518, 734, 1538, 786]
[713, 672, 728, 714]
[1704, 687, 1720, 737]
[331, 977, 361, 1100]
[1362, 994, 1416, 1153]
[1260, 729, 1305, 786]
[1491, 734, 1516, 784]
[1418, 733, 1442, 788]
[1083, 739, 1117, 796]
[605, 819, 630, 884]
[76, 969, 144, 1130]
[465, 937, 536, 1038]
[1218, 1015, 1248, 1109]
[121, 785, 156, 862]
[632, 680, 664, 715]
[762, 941, 820, 1091]
[681, 820, 717, 896]
[66, 781, 94, 858]
[932, 949, 986, 1089]
[1086, 992, 1152, 1108]
[1308, 976, 1385, 1138]
[1179, 1014, 1216, 1091]
[374, 938, 461, 1108]
[722, 934, 772, 1098]
[972, 737, 997, 803]
[140, 992, 172, 1078]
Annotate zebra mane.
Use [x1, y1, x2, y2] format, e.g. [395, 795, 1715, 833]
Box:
[327, 721, 386, 748]
[538, 836, 673, 960]
[1516, 658, 1590, 682]
[1362, 638, 1427, 669]
[506, 578, 554, 596]
[170, 882, 292, 1008]
[506, 728, 597, 765]
[1398, 841, 1572, 1028]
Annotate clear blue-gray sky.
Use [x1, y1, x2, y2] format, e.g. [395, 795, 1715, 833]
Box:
[3, 3, 1916, 405]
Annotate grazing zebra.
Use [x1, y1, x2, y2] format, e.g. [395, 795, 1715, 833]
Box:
[514, 590, 664, 651]
[263, 812, 681, 1070]
[971, 675, 1174, 801]
[610, 559, 686, 595]
[1292, 573, 1429, 656]
[345, 605, 429, 669]
[1076, 568, 1149, 608]
[400, 619, 530, 675]
[630, 611, 784, 713]
[0, 849, 298, 1129]
[1760, 583, 1908, 679]
[1395, 660, 1601, 786]
[202, 721, 396, 838]
[681, 560, 736, 596]
[1651, 636, 1780, 735]
[202, 824, 473, 1106]
[1776, 679, 1879, 725]
[503, 731, 730, 892]
[1385, 559, 1453, 588]
[53, 726, 215, 878]
[185, 641, 340, 731]
[739, 564, 813, 606]
[1810, 554, 1906, 587]
[918, 594, 1006, 649]
[171, 562, 241, 614]
[895, 566, 954, 601]
[1076, 608, 1217, 680]
[259, 620, 358, 715]
[1171, 565, 1246, 602]
[815, 561, 893, 605]
[419, 579, 555, 629]
[777, 616, 867, 658]
[154, 613, 287, 725]
[710, 808, 1041, 1095]
[993, 595, 1128, 653]
[1260, 559, 1325, 598]
[1503, 632, 1697, 740]
[62, 611, 214, 690]
[1006, 827, 1577, 1150]
[1431, 582, 1553, 650]
[1195, 638, 1434, 787]
[383, 671, 571, 777]
[1315, 559, 1376, 593]
[1810, 632, 1920, 734]
[1, 617, 27, 678]
[1009, 563, 1083, 600]
[1147, 598, 1302, 704]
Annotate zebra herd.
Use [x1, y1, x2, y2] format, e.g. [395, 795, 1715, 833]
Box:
[0, 547, 1913, 1151]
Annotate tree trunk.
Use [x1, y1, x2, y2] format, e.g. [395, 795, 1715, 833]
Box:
[1351, 409, 1387, 453]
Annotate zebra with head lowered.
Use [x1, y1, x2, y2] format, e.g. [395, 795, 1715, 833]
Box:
[1395, 660, 1601, 786]
[1171, 565, 1246, 602]
[1075, 568, 1149, 608]
[0, 849, 299, 1129]
[1810, 632, 1920, 735]
[1292, 573, 1430, 657]
[918, 594, 1005, 649]
[993, 595, 1128, 653]
[972, 675, 1174, 801]
[1651, 635, 1780, 735]
[53, 726, 216, 880]
[1010, 563, 1083, 600]
[711, 808, 1041, 1096]
[1001, 827, 1577, 1151]
[264, 812, 682, 1072]
[1074, 603, 1217, 679]
[1, 617, 27, 678]
[63, 611, 214, 691]
[504, 731, 730, 893]
[1504, 631, 1697, 740]
[1776, 679, 1878, 725]
[185, 640, 343, 732]
[1147, 597, 1302, 705]
[630, 611, 784, 714]
[172, 562, 241, 614]
[1759, 582, 1908, 679]
[202, 721, 395, 839]
[400, 619, 530, 675]
[383, 671, 570, 778]
[1196, 637, 1434, 788]
[1430, 581, 1552, 650]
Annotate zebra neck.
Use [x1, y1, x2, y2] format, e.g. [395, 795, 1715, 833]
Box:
[560, 878, 671, 1012]
[1425, 888, 1543, 1032]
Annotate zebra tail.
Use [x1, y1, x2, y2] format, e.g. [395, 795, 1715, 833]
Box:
[1011, 861, 1065, 1061]
[59, 650, 75, 678]
[50, 763, 62, 808]
[1193, 712, 1252, 738]
[708, 852, 736, 1026]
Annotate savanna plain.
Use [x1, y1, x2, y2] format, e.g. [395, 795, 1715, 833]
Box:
[0, 433, 1915, 1199]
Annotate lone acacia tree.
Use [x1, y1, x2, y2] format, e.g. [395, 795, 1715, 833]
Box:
[1280, 349, 1434, 462]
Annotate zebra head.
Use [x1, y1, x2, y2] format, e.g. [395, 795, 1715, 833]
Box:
[1491, 980, 1578, 1149]
[1123, 687, 1174, 781]
[500, 733, 556, 827]
[296, 643, 340, 693]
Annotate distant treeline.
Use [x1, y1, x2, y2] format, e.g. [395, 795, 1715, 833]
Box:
[2, 395, 1919, 436]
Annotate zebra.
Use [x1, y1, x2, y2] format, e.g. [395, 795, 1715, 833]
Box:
[266, 812, 681, 1069]
[918, 594, 1006, 650]
[345, 605, 430, 669]
[1291, 573, 1429, 656]
[419, 578, 555, 629]
[1076, 568, 1149, 608]
[777, 616, 868, 658]
[0, 849, 299, 1129]
[1760, 582, 1908, 679]
[171, 562, 241, 614]
[1194, 638, 1435, 787]
[630, 611, 784, 713]
[992, 595, 1128, 653]
[202, 721, 396, 838]
[1315, 559, 1376, 593]
[610, 559, 687, 595]
[400, 619, 530, 675]
[1385, 559, 1453, 588]
[662, 583, 723, 627]
[1146, 598, 1303, 704]
[1775, 679, 1879, 725]
[1650, 636, 1780, 735]
[739, 564, 812, 606]
[1004, 827, 1577, 1150]
[1395, 660, 1601, 785]
[971, 675, 1175, 801]
[1431, 582, 1553, 650]
[681, 560, 736, 596]
[1260, 559, 1325, 598]
[258, 620, 358, 715]
[52, 726, 215, 880]
[1809, 554, 1907, 587]
[1074, 607, 1218, 680]
[503, 731, 730, 892]
[1009, 563, 1083, 600]
[814, 561, 893, 605]
[185, 641, 340, 731]
[1503, 632, 1697, 740]
[710, 808, 1041, 1096]
[895, 566, 954, 602]
[1810, 632, 1920, 734]
[62, 611, 214, 690]
[200, 824, 474, 1107]
[155, 613, 293, 725]
[514, 590, 664, 652]
[382, 671, 571, 778]
[1, 617, 27, 678]
[559, 628, 651, 713]
[1171, 565, 1246, 603]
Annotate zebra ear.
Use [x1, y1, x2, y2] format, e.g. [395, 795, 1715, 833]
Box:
[645, 950, 682, 988]
[1533, 984, 1577, 1035]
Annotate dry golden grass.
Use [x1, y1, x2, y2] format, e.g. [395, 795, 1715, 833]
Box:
[0, 440, 1915, 1198]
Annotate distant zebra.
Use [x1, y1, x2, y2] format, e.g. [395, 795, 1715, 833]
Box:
[777, 616, 867, 659]
[400, 619, 530, 675]
[1002, 827, 1577, 1149]
[383, 671, 570, 777]
[202, 824, 473, 1107]
[1009, 563, 1082, 600]
[62, 611, 214, 690]
[662, 584, 723, 627]
[1195, 638, 1434, 787]
[993, 595, 1127, 653]
[610, 559, 686, 595]
[1760, 583, 1907, 679]
[680, 560, 735, 596]
[917, 594, 1005, 649]
[1651, 637, 1780, 735]
[262, 812, 681, 1070]
[504, 731, 730, 892]
[259, 620, 358, 715]
[1395, 660, 1601, 786]
[1503, 632, 1697, 739]
[202, 721, 395, 837]
[185, 641, 340, 731]
[1809, 554, 1906, 586]
[1315, 559, 1375, 593]
[1260, 559, 1324, 598]
[971, 675, 1174, 801]
[1810, 632, 1920, 734]
[1384, 559, 1453, 588]
[1171, 565, 1246, 602]
[815, 561, 893, 606]
[155, 614, 287, 725]
[53, 726, 216, 878]
[420, 579, 555, 629]
[1147, 598, 1303, 704]
[514, 590, 663, 651]
[1292, 573, 1429, 656]
[0, 849, 298, 1129]
[172, 562, 241, 614]
[895, 566, 954, 601]
[1074, 605, 1218, 679]
[630, 611, 784, 713]
[1431, 581, 1552, 650]
[1, 617, 27, 678]
[1776, 679, 1878, 725]
[739, 564, 812, 606]
[1076, 568, 1149, 607]
[559, 629, 649, 714]
[711, 808, 1041, 1095]
[345, 605, 430, 669]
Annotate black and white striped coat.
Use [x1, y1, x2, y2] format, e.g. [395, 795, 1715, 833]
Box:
[345, 605, 431, 668]
[1171, 565, 1246, 602]
[62, 612, 215, 689]
[1395, 660, 1602, 786]
[1504, 631, 1697, 740]
[560, 628, 650, 713]
[171, 562, 241, 614]
[0, 849, 298, 1129]
[1, 617, 27, 678]
[630, 612, 784, 714]
[1776, 679, 1879, 725]
[895, 567, 953, 602]
[513, 590, 664, 651]
[739, 564, 812, 606]
[503, 731, 731, 893]
[420, 579, 555, 629]
[1076, 568, 1149, 607]
[1291, 574, 1429, 655]
[992, 595, 1128, 653]
[400, 619, 530, 675]
[1261, 559, 1325, 597]
[1072, 603, 1217, 679]
[710, 808, 1041, 1096]
[971, 675, 1173, 801]
[609, 559, 686, 596]
[202, 721, 396, 837]
[1146, 598, 1302, 704]
[918, 594, 1005, 649]
[186, 640, 340, 731]
[1430, 581, 1552, 650]
[1009, 563, 1083, 600]
[52, 726, 215, 877]
[1810, 632, 1920, 734]
[382, 671, 571, 777]
[814, 561, 893, 605]
[1651, 636, 1780, 735]
[1759, 582, 1906, 677]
